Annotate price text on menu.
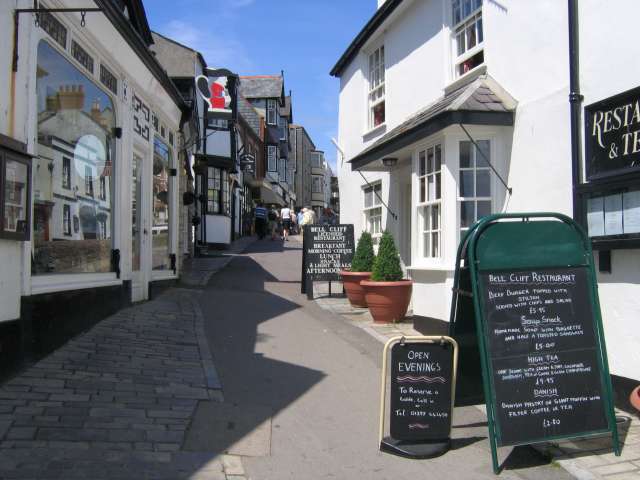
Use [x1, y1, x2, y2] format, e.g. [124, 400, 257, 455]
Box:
[481, 267, 609, 446]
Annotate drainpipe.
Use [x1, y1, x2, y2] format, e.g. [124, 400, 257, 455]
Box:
[568, 0, 583, 220]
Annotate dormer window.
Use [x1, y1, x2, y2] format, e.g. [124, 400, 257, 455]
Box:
[453, 0, 484, 77]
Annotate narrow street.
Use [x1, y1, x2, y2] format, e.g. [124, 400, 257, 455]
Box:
[192, 236, 573, 480]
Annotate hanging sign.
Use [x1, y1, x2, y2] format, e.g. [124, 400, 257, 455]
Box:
[196, 75, 232, 118]
[449, 213, 620, 474]
[585, 85, 640, 180]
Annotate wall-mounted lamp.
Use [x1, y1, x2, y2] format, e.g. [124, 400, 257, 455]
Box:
[382, 157, 398, 168]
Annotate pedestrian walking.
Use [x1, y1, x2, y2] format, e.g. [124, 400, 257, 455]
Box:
[280, 205, 292, 241]
[254, 203, 267, 239]
[267, 206, 279, 240]
[320, 207, 337, 226]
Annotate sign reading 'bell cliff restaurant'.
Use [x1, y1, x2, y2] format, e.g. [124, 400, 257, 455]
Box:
[585, 86, 640, 180]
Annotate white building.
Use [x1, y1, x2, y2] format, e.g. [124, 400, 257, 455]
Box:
[0, 1, 188, 357]
[332, 0, 640, 384]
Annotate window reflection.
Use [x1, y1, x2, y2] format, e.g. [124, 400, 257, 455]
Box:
[153, 137, 171, 270]
[34, 41, 115, 274]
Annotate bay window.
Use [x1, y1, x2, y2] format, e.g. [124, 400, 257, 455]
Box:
[368, 45, 385, 129]
[459, 140, 492, 238]
[453, 0, 484, 77]
[207, 167, 230, 216]
[363, 183, 382, 243]
[417, 145, 442, 258]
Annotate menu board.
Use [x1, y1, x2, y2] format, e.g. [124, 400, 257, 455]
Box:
[303, 224, 354, 281]
[389, 341, 454, 441]
[481, 267, 609, 446]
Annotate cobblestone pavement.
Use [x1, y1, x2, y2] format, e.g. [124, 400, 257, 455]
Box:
[0, 289, 245, 480]
[316, 291, 640, 480]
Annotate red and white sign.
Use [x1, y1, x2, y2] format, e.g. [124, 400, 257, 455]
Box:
[196, 75, 232, 117]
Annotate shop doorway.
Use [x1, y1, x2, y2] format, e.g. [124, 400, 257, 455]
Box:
[131, 152, 149, 302]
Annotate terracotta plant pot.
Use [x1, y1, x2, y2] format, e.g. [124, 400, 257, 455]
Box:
[630, 386, 640, 412]
[340, 271, 371, 308]
[361, 279, 413, 323]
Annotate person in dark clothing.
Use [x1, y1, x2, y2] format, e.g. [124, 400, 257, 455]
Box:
[254, 203, 267, 239]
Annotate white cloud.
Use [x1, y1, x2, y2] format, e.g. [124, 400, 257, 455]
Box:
[159, 20, 253, 72]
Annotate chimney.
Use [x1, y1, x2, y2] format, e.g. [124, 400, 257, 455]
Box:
[57, 84, 85, 110]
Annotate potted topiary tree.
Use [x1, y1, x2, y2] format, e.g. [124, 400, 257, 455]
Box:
[341, 231, 375, 307]
[360, 230, 412, 323]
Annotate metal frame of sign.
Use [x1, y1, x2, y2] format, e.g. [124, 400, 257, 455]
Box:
[450, 212, 620, 474]
[378, 335, 459, 458]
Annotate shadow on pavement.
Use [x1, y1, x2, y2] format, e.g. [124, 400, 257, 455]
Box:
[184, 240, 326, 468]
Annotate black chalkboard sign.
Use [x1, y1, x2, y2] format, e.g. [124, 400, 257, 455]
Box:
[480, 267, 609, 446]
[301, 225, 354, 298]
[303, 224, 354, 281]
[389, 341, 454, 441]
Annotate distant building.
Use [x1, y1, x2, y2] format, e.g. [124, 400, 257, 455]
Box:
[240, 75, 294, 208]
[289, 124, 316, 210]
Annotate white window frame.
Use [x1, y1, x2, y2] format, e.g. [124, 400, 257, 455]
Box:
[312, 175, 323, 194]
[267, 145, 277, 172]
[363, 182, 383, 243]
[267, 99, 277, 125]
[417, 144, 443, 259]
[367, 45, 385, 130]
[452, 0, 484, 78]
[458, 139, 492, 241]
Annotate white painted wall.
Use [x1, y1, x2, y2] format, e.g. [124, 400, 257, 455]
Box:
[336, 0, 640, 380]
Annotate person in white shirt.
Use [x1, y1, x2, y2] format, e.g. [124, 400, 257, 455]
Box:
[280, 206, 292, 241]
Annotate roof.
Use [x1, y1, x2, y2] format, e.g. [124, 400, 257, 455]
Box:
[349, 75, 517, 170]
[240, 75, 283, 99]
[150, 32, 206, 78]
[238, 94, 262, 138]
[94, 1, 188, 118]
[330, 0, 404, 77]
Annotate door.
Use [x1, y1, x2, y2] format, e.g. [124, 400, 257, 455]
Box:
[131, 153, 148, 301]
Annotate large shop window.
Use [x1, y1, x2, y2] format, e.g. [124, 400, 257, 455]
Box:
[368, 45, 385, 129]
[417, 145, 442, 258]
[153, 137, 172, 271]
[459, 140, 492, 238]
[207, 167, 230, 216]
[363, 183, 382, 243]
[34, 41, 115, 274]
[452, 0, 484, 78]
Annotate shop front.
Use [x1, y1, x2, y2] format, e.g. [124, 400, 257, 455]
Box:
[0, 1, 187, 358]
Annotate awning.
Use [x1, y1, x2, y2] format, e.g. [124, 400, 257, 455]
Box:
[257, 182, 285, 207]
[194, 153, 234, 170]
[349, 75, 516, 170]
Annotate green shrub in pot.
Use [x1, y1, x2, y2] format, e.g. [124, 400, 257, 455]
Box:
[370, 230, 403, 281]
[351, 231, 375, 272]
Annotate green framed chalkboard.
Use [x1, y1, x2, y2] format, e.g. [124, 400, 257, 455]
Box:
[449, 213, 620, 474]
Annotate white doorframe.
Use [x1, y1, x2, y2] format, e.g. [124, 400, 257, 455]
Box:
[131, 148, 151, 302]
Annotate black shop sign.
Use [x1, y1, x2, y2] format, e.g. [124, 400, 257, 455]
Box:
[301, 224, 354, 298]
[585, 86, 640, 180]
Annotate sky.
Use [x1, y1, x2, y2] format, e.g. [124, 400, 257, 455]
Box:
[145, 0, 377, 173]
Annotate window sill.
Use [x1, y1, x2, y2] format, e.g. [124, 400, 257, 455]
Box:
[362, 123, 386, 138]
[31, 272, 121, 295]
[406, 263, 453, 272]
[151, 271, 178, 281]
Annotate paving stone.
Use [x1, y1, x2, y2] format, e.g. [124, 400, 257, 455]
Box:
[5, 427, 36, 440]
[595, 462, 639, 475]
[222, 455, 245, 476]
